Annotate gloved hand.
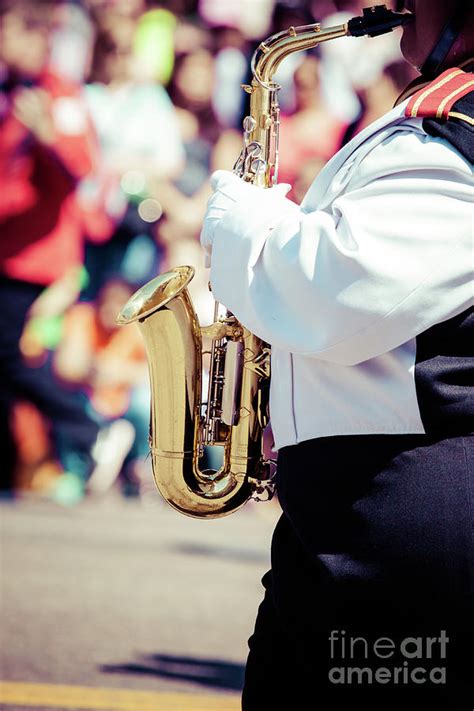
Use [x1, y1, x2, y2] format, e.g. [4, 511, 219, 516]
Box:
[200, 170, 291, 267]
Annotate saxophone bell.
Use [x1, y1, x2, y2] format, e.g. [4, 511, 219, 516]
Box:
[117, 266, 274, 519]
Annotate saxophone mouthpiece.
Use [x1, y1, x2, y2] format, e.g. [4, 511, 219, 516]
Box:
[347, 5, 414, 38]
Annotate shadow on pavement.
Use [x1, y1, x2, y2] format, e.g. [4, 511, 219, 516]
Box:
[171, 541, 268, 564]
[101, 652, 245, 691]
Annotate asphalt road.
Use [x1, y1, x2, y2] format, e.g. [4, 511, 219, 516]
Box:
[0, 488, 281, 710]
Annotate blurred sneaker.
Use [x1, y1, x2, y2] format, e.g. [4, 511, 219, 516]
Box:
[87, 419, 135, 495]
[50, 471, 85, 506]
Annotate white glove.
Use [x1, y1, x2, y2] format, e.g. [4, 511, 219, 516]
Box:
[200, 170, 291, 267]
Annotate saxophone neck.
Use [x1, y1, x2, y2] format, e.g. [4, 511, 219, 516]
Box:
[252, 23, 347, 88]
[251, 4, 412, 85]
[233, 5, 413, 187]
[234, 22, 349, 187]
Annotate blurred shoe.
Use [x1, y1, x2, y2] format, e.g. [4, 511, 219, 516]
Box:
[87, 419, 135, 495]
[50, 471, 85, 506]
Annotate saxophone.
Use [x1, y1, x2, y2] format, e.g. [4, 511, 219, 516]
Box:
[117, 5, 411, 519]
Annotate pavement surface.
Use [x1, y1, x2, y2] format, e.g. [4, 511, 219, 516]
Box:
[0, 488, 281, 710]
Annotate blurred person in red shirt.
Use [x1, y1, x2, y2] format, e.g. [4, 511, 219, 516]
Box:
[0, 0, 103, 500]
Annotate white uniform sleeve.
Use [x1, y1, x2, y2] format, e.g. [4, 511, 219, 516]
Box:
[210, 130, 473, 365]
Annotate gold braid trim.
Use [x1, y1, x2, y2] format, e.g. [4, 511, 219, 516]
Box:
[394, 57, 474, 107]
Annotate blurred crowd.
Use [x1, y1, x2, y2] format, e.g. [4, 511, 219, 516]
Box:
[0, 0, 416, 504]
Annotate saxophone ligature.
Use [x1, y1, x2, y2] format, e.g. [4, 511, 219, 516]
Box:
[116, 5, 413, 519]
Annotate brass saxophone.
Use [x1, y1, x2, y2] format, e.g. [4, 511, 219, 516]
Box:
[117, 5, 411, 519]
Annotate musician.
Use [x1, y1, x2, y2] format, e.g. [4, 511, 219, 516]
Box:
[201, 1, 473, 708]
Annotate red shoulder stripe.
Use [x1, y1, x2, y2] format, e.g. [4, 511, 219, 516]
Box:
[405, 68, 474, 121]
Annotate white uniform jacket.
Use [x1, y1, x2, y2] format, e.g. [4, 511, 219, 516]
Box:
[209, 100, 474, 450]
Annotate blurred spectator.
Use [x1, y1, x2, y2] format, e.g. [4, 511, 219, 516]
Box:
[346, 59, 417, 139]
[86, 0, 147, 22]
[173, 16, 211, 56]
[271, 1, 315, 33]
[50, 1, 94, 83]
[154, 47, 220, 253]
[169, 47, 219, 148]
[87, 18, 183, 175]
[132, 7, 177, 85]
[278, 55, 347, 189]
[54, 278, 149, 495]
[163, 43, 243, 206]
[319, 0, 403, 124]
[156, 44, 241, 324]
[199, 0, 274, 40]
[0, 0, 104, 499]
[212, 27, 249, 130]
[83, 18, 185, 295]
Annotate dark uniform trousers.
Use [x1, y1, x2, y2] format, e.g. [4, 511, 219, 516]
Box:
[242, 434, 474, 710]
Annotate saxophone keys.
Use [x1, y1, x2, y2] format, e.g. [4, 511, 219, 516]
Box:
[246, 141, 262, 157]
[243, 115, 257, 132]
[251, 480, 276, 503]
[250, 158, 266, 178]
[201, 322, 243, 340]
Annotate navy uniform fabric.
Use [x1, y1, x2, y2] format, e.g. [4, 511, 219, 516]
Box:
[423, 91, 474, 164]
[413, 90, 473, 438]
[242, 91, 473, 709]
[242, 435, 474, 710]
[415, 306, 474, 437]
